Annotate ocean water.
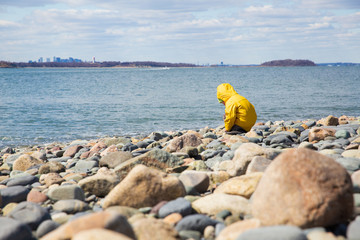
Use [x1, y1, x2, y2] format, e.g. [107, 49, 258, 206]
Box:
[0, 66, 359, 148]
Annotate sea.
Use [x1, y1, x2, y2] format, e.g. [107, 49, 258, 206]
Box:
[0, 66, 359, 148]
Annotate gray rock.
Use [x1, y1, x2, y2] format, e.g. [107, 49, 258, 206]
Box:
[0, 217, 33, 240]
[178, 230, 201, 240]
[47, 184, 85, 201]
[179, 171, 210, 193]
[347, 217, 360, 240]
[318, 142, 342, 150]
[203, 132, 218, 139]
[236, 225, 307, 240]
[335, 158, 360, 172]
[158, 197, 192, 218]
[74, 160, 98, 173]
[149, 132, 164, 141]
[48, 156, 71, 162]
[201, 149, 218, 159]
[99, 151, 133, 168]
[206, 140, 224, 149]
[175, 214, 219, 233]
[36, 220, 60, 238]
[52, 199, 90, 214]
[4, 153, 22, 167]
[9, 201, 51, 230]
[122, 143, 138, 152]
[222, 150, 234, 160]
[300, 129, 310, 142]
[269, 135, 294, 146]
[205, 156, 225, 169]
[6, 175, 39, 187]
[0, 186, 30, 207]
[336, 129, 351, 139]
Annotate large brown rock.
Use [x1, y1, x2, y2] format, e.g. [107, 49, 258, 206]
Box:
[252, 148, 354, 228]
[40, 211, 136, 240]
[100, 151, 132, 168]
[132, 218, 179, 240]
[166, 133, 203, 153]
[227, 143, 280, 176]
[102, 165, 186, 209]
[13, 154, 44, 171]
[308, 127, 336, 143]
[78, 167, 119, 197]
[114, 149, 182, 181]
[63, 145, 83, 157]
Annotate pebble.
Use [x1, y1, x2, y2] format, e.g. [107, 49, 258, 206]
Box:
[0, 115, 358, 240]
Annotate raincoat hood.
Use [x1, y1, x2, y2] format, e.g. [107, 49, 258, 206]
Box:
[217, 83, 237, 103]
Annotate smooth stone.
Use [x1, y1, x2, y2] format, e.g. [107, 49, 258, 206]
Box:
[6, 175, 38, 187]
[40, 172, 65, 187]
[298, 142, 318, 150]
[179, 230, 201, 240]
[12, 154, 44, 171]
[178, 170, 210, 193]
[114, 149, 182, 181]
[74, 160, 98, 173]
[269, 134, 294, 146]
[252, 148, 354, 228]
[39, 161, 65, 174]
[352, 170, 360, 187]
[41, 211, 136, 240]
[99, 151, 133, 168]
[105, 206, 141, 219]
[78, 167, 120, 197]
[216, 219, 261, 240]
[8, 201, 51, 230]
[132, 218, 179, 240]
[214, 172, 263, 199]
[336, 158, 360, 173]
[307, 230, 340, 240]
[63, 145, 83, 157]
[166, 133, 203, 153]
[245, 156, 272, 174]
[175, 214, 218, 233]
[0, 186, 30, 207]
[0, 217, 33, 240]
[47, 184, 85, 201]
[228, 143, 280, 176]
[192, 193, 250, 216]
[336, 129, 351, 139]
[347, 217, 360, 240]
[103, 165, 186, 208]
[4, 153, 22, 167]
[308, 127, 336, 143]
[158, 197, 192, 218]
[52, 199, 90, 214]
[36, 220, 60, 238]
[342, 149, 360, 158]
[27, 189, 48, 203]
[163, 212, 183, 226]
[72, 229, 133, 240]
[236, 225, 307, 240]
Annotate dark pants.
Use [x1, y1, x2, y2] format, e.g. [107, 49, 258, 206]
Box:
[227, 125, 247, 134]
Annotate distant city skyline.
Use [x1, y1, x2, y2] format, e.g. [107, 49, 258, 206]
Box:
[1, 0, 359, 65]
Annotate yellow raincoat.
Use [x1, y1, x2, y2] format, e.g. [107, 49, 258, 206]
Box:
[217, 83, 257, 132]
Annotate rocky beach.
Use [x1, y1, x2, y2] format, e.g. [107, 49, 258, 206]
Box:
[0, 114, 359, 240]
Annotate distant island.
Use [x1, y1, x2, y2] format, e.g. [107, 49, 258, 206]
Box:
[261, 59, 316, 67]
[0, 61, 197, 68]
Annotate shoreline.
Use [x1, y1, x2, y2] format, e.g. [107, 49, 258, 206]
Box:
[0, 115, 359, 239]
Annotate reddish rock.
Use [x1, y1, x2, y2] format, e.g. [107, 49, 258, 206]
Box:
[166, 133, 203, 153]
[252, 148, 353, 228]
[27, 189, 48, 203]
[308, 127, 336, 143]
[63, 145, 83, 157]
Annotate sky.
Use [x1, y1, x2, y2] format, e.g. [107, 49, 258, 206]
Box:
[0, 0, 359, 64]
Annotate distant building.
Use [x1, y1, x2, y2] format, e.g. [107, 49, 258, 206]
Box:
[38, 57, 43, 63]
[92, 56, 96, 63]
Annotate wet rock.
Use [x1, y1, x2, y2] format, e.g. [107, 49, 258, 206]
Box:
[103, 165, 186, 208]
[8, 201, 51, 230]
[252, 148, 354, 228]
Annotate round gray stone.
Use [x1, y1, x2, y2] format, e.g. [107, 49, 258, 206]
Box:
[0, 217, 33, 240]
[158, 197, 192, 218]
[36, 220, 60, 238]
[236, 225, 307, 240]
